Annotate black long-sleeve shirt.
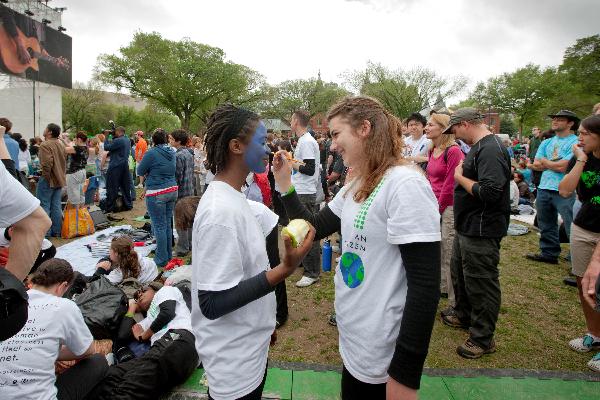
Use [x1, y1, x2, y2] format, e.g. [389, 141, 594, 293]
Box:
[454, 134, 511, 238]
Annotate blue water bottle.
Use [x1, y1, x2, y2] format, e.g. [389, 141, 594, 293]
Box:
[322, 239, 332, 272]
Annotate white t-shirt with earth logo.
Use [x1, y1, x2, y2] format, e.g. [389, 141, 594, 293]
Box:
[328, 165, 440, 384]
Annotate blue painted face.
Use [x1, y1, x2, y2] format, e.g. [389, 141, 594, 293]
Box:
[244, 121, 269, 173]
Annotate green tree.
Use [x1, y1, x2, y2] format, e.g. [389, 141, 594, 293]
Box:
[470, 64, 558, 133]
[95, 32, 263, 130]
[345, 62, 467, 118]
[499, 115, 517, 136]
[560, 34, 600, 97]
[260, 76, 349, 122]
[62, 81, 105, 132]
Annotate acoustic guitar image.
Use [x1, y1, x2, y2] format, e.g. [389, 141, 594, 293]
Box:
[0, 25, 69, 74]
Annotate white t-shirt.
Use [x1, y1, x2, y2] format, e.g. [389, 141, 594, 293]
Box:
[403, 134, 431, 159]
[191, 181, 275, 400]
[328, 166, 440, 384]
[106, 253, 158, 285]
[510, 180, 519, 208]
[138, 286, 193, 345]
[291, 132, 320, 195]
[247, 200, 279, 237]
[0, 161, 40, 228]
[0, 289, 93, 400]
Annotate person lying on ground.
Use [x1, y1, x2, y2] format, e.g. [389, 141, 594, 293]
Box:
[0, 258, 108, 400]
[89, 282, 198, 400]
[93, 235, 158, 285]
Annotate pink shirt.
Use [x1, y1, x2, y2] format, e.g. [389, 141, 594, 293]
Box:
[426, 145, 465, 214]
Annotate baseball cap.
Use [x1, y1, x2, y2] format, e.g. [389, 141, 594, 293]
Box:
[442, 108, 484, 134]
[0, 268, 28, 341]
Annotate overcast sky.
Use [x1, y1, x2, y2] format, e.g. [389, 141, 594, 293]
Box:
[58, 0, 598, 97]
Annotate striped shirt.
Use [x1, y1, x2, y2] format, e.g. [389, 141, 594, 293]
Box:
[175, 147, 195, 199]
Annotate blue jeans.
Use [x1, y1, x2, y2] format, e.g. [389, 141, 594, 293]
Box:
[36, 177, 63, 236]
[536, 189, 574, 258]
[146, 191, 177, 267]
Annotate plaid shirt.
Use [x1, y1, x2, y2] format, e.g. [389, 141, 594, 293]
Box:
[175, 147, 195, 199]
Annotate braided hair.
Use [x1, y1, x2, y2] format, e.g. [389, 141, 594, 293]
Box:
[203, 104, 260, 174]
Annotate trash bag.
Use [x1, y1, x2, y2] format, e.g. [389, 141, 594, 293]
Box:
[61, 203, 95, 239]
[76, 276, 128, 339]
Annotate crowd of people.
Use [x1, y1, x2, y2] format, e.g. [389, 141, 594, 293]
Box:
[0, 97, 599, 400]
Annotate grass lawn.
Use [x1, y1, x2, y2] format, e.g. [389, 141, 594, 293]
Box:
[271, 228, 591, 372]
[53, 199, 592, 372]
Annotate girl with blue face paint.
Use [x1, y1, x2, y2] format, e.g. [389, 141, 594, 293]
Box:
[191, 104, 315, 400]
[244, 121, 270, 173]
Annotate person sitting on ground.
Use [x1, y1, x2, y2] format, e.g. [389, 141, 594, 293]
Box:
[0, 258, 108, 400]
[514, 172, 533, 205]
[89, 282, 198, 400]
[93, 235, 158, 285]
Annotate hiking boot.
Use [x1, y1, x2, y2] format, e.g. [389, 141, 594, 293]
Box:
[296, 276, 319, 288]
[525, 253, 558, 264]
[569, 334, 600, 353]
[457, 338, 496, 359]
[588, 352, 600, 373]
[441, 313, 469, 330]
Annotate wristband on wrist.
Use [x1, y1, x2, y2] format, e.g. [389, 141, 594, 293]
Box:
[283, 185, 295, 196]
[125, 311, 134, 318]
[576, 159, 587, 163]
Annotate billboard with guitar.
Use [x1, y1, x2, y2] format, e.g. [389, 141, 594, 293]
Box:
[0, 5, 71, 88]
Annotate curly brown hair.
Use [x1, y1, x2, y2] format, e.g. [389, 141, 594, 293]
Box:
[327, 96, 407, 203]
[111, 236, 141, 280]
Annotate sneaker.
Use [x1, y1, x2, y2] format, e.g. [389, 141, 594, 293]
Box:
[441, 313, 469, 330]
[525, 253, 558, 265]
[457, 338, 496, 359]
[295, 276, 319, 288]
[588, 352, 600, 373]
[569, 334, 600, 353]
[328, 313, 337, 326]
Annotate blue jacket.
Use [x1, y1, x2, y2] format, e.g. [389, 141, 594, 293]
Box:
[5, 135, 20, 170]
[104, 136, 131, 168]
[136, 145, 177, 190]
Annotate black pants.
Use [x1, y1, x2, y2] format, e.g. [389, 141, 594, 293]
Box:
[341, 366, 385, 400]
[105, 165, 133, 212]
[56, 354, 109, 400]
[208, 366, 267, 400]
[450, 234, 502, 348]
[90, 329, 198, 400]
[266, 227, 288, 322]
[30, 245, 56, 275]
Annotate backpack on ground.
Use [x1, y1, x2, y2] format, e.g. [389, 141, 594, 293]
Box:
[76, 276, 128, 339]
